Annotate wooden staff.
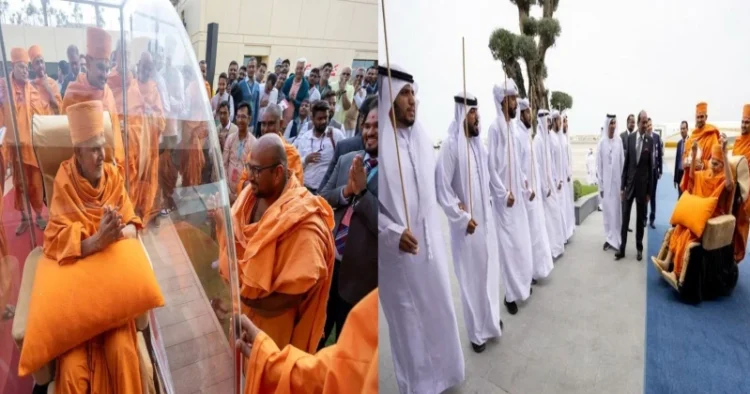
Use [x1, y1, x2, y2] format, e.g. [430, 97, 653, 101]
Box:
[528, 95, 536, 201]
[503, 73, 514, 203]
[462, 37, 473, 218]
[381, 0, 410, 230]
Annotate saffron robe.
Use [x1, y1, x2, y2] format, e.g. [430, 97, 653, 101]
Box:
[732, 134, 750, 263]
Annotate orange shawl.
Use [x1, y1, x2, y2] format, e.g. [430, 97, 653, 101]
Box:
[219, 176, 334, 353]
[62, 73, 125, 168]
[245, 289, 378, 394]
[1, 76, 51, 166]
[43, 159, 141, 265]
[180, 80, 208, 187]
[670, 169, 730, 276]
[236, 140, 304, 196]
[680, 124, 721, 191]
[136, 79, 167, 222]
[732, 134, 750, 262]
[32, 75, 62, 114]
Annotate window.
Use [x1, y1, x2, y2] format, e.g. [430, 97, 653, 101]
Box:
[351, 59, 376, 70]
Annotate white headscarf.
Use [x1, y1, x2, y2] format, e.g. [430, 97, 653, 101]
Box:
[518, 98, 530, 112]
[536, 109, 555, 193]
[602, 114, 616, 139]
[492, 79, 518, 117]
[550, 110, 560, 120]
[449, 92, 481, 194]
[378, 64, 435, 229]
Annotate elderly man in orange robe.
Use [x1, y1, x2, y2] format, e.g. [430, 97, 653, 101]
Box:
[680, 102, 721, 191]
[1, 47, 50, 235]
[44, 100, 142, 393]
[216, 133, 334, 355]
[179, 67, 208, 187]
[62, 27, 125, 169]
[237, 289, 378, 394]
[658, 139, 733, 280]
[236, 103, 303, 196]
[731, 104, 750, 262]
[29, 45, 62, 115]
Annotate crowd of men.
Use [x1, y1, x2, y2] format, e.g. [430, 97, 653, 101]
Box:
[378, 65, 577, 393]
[1, 26, 379, 393]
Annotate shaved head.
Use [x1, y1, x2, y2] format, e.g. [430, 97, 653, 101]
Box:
[253, 133, 288, 169]
[248, 133, 288, 198]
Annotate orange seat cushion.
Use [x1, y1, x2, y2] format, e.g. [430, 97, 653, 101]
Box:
[18, 238, 164, 376]
[670, 192, 719, 238]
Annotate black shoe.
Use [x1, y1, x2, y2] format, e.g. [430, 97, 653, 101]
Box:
[499, 319, 504, 331]
[471, 342, 486, 353]
[628, 228, 633, 232]
[649, 222, 656, 229]
[614, 252, 625, 260]
[603, 242, 610, 251]
[504, 298, 518, 315]
[530, 287, 533, 295]
[637, 250, 643, 261]
[532, 279, 538, 285]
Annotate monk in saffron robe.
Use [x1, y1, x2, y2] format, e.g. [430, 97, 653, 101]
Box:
[731, 103, 750, 262]
[44, 100, 142, 393]
[680, 102, 721, 192]
[0, 148, 10, 321]
[236, 103, 303, 196]
[136, 52, 166, 224]
[199, 60, 212, 99]
[179, 72, 207, 187]
[0, 47, 50, 235]
[658, 141, 733, 280]
[216, 133, 334, 354]
[29, 45, 62, 115]
[237, 289, 378, 394]
[62, 27, 125, 169]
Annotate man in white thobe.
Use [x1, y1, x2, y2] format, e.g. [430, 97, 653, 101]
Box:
[436, 93, 502, 353]
[534, 109, 566, 259]
[378, 65, 464, 393]
[515, 98, 554, 282]
[586, 148, 597, 185]
[561, 113, 576, 240]
[597, 114, 624, 252]
[487, 80, 533, 315]
[550, 110, 571, 243]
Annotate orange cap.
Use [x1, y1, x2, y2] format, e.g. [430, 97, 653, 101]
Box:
[67, 101, 104, 145]
[86, 27, 112, 60]
[711, 143, 724, 163]
[28, 45, 42, 61]
[743, 104, 750, 120]
[696, 102, 708, 116]
[10, 47, 29, 64]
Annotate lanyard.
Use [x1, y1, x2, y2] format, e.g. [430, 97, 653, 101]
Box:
[367, 166, 378, 183]
[237, 137, 246, 160]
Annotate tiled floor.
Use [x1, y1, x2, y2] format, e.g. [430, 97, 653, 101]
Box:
[379, 203, 647, 393]
[142, 219, 235, 394]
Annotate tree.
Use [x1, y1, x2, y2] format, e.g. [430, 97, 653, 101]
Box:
[550, 91, 573, 112]
[488, 0, 563, 123]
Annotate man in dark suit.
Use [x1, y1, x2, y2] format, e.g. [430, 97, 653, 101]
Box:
[674, 120, 689, 198]
[317, 102, 378, 349]
[646, 118, 663, 228]
[317, 94, 377, 190]
[620, 113, 637, 232]
[616, 110, 654, 261]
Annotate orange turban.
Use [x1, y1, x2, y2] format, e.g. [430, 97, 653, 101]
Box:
[743, 104, 750, 120]
[10, 47, 29, 64]
[696, 102, 708, 116]
[28, 45, 42, 61]
[67, 101, 104, 145]
[711, 143, 724, 164]
[86, 27, 112, 60]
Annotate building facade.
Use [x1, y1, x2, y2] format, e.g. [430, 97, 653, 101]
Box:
[176, 0, 378, 85]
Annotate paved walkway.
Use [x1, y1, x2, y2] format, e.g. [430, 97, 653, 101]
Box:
[379, 205, 647, 393]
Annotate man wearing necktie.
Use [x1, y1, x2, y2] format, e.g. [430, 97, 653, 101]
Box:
[674, 121, 689, 198]
[646, 118, 663, 229]
[318, 102, 379, 349]
[616, 110, 654, 261]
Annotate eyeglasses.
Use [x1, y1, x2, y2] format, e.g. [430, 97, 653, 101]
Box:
[245, 162, 280, 177]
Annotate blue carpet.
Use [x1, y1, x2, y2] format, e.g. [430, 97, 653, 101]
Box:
[645, 172, 750, 394]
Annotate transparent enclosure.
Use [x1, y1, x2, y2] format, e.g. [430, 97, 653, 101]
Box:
[0, 1, 242, 393]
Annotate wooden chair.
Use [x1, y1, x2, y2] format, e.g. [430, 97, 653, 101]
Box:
[652, 155, 749, 303]
[11, 113, 156, 393]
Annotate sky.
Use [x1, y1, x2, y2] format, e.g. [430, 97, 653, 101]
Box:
[378, 0, 750, 143]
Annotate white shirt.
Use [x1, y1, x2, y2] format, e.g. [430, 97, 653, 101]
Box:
[211, 91, 234, 120]
[308, 86, 321, 102]
[258, 87, 278, 121]
[294, 127, 345, 189]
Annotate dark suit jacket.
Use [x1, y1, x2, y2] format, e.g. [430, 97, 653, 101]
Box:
[620, 130, 631, 151]
[651, 133, 663, 177]
[621, 131, 654, 203]
[319, 150, 378, 305]
[317, 136, 365, 191]
[674, 137, 686, 184]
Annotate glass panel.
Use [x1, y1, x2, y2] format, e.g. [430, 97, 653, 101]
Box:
[0, 1, 242, 393]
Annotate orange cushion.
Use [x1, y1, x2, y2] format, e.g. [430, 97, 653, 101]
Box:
[670, 192, 719, 237]
[18, 238, 164, 376]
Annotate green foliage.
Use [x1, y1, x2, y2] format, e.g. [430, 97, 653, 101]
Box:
[488, 28, 519, 64]
[517, 35, 538, 63]
[573, 180, 598, 201]
[521, 16, 538, 36]
[551, 91, 573, 112]
[537, 17, 562, 48]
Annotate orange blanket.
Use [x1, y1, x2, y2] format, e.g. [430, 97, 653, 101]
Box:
[732, 134, 750, 262]
[670, 170, 730, 276]
[32, 75, 62, 114]
[219, 176, 334, 353]
[43, 158, 141, 265]
[236, 141, 303, 196]
[680, 124, 720, 191]
[244, 289, 378, 394]
[62, 73, 125, 168]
